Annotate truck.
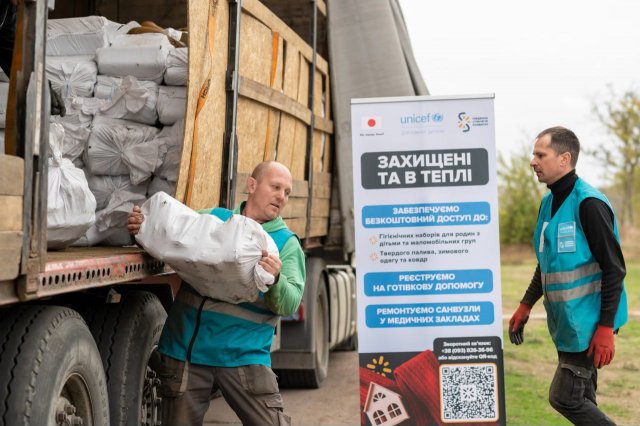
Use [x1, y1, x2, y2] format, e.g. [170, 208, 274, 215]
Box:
[0, 0, 427, 424]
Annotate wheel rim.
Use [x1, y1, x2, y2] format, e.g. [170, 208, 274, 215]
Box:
[141, 346, 162, 426]
[56, 374, 93, 426]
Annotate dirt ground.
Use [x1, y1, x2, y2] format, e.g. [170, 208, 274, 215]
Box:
[204, 351, 361, 425]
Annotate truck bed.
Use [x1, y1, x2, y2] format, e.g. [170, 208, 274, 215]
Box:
[0, 246, 169, 306]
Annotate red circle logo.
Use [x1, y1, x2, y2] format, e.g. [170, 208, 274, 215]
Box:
[367, 118, 376, 127]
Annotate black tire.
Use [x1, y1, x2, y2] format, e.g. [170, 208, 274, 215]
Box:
[0, 305, 109, 425]
[81, 291, 167, 426]
[278, 272, 330, 389]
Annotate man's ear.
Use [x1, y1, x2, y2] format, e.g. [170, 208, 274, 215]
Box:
[247, 176, 257, 194]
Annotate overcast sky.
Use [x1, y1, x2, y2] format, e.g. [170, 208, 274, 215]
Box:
[399, 0, 640, 186]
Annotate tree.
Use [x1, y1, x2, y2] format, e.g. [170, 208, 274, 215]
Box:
[497, 145, 544, 244]
[592, 88, 640, 226]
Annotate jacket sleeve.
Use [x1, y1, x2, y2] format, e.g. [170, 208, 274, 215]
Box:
[264, 237, 306, 316]
[579, 198, 626, 327]
[521, 263, 543, 307]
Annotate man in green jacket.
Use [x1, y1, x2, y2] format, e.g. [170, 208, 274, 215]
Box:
[128, 161, 305, 425]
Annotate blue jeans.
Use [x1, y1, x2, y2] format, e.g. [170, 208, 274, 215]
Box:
[548, 350, 616, 425]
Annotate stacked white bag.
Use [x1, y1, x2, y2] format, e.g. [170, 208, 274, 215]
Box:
[136, 192, 279, 303]
[47, 123, 97, 249]
[0, 81, 8, 152]
[44, 16, 188, 247]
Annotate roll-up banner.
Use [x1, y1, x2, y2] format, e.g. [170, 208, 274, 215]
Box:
[352, 95, 505, 426]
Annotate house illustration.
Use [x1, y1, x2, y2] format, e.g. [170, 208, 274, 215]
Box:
[363, 382, 410, 426]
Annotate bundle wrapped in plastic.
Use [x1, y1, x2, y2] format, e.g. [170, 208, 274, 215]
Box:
[157, 85, 186, 125]
[49, 97, 99, 161]
[104, 20, 141, 45]
[47, 123, 97, 249]
[163, 47, 187, 86]
[147, 175, 177, 197]
[96, 33, 172, 84]
[84, 120, 160, 181]
[0, 81, 8, 128]
[46, 55, 98, 99]
[154, 119, 184, 181]
[136, 192, 279, 303]
[95, 76, 159, 125]
[47, 16, 110, 56]
[87, 174, 148, 210]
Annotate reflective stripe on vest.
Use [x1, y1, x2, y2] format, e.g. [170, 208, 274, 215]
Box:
[178, 285, 279, 327]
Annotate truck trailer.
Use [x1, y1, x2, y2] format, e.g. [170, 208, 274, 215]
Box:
[0, 0, 426, 424]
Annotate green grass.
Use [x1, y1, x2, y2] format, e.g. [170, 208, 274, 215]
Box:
[502, 256, 640, 425]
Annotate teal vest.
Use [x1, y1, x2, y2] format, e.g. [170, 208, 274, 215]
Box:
[534, 178, 628, 352]
[158, 208, 295, 367]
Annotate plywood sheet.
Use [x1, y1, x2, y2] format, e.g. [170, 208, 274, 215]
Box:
[0, 196, 22, 231]
[275, 114, 297, 170]
[0, 155, 24, 196]
[237, 97, 269, 173]
[291, 120, 307, 180]
[239, 13, 272, 86]
[0, 231, 22, 281]
[282, 43, 300, 99]
[176, 0, 228, 209]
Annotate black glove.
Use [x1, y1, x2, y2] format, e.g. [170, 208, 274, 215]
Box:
[509, 316, 528, 345]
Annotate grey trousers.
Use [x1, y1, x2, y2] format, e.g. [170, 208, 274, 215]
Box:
[548, 350, 616, 426]
[154, 352, 291, 426]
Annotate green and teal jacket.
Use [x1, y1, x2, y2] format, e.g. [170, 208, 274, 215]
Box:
[158, 204, 306, 366]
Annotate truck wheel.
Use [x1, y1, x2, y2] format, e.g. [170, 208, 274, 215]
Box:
[0, 306, 109, 425]
[82, 291, 167, 426]
[278, 271, 330, 388]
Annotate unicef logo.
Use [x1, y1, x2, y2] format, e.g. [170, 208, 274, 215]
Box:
[433, 113, 443, 123]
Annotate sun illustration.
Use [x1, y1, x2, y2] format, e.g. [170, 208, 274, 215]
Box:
[366, 355, 393, 377]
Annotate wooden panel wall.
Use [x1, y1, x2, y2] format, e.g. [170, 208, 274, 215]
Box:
[0, 155, 24, 281]
[178, 0, 334, 238]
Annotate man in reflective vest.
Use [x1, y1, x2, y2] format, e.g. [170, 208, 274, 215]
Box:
[508, 126, 627, 425]
[128, 161, 305, 425]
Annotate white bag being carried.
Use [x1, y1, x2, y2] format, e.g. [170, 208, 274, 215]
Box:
[47, 123, 97, 249]
[136, 192, 279, 303]
[46, 55, 98, 99]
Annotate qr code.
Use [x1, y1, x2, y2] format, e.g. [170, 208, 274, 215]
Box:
[439, 363, 498, 423]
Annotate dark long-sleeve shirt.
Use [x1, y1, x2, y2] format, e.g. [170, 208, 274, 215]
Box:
[520, 170, 626, 327]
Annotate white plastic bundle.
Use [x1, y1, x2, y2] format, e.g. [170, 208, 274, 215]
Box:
[154, 119, 184, 181]
[50, 97, 99, 161]
[96, 34, 172, 84]
[147, 176, 177, 197]
[157, 85, 186, 125]
[73, 179, 146, 247]
[95, 76, 159, 125]
[0, 82, 8, 128]
[164, 47, 187, 86]
[104, 20, 141, 45]
[84, 121, 159, 179]
[47, 123, 97, 249]
[46, 55, 98, 99]
[87, 174, 148, 210]
[47, 16, 110, 56]
[136, 192, 279, 303]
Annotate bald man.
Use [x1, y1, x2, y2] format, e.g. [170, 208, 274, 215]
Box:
[128, 161, 305, 426]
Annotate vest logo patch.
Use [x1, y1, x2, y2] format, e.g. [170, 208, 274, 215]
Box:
[557, 221, 576, 253]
